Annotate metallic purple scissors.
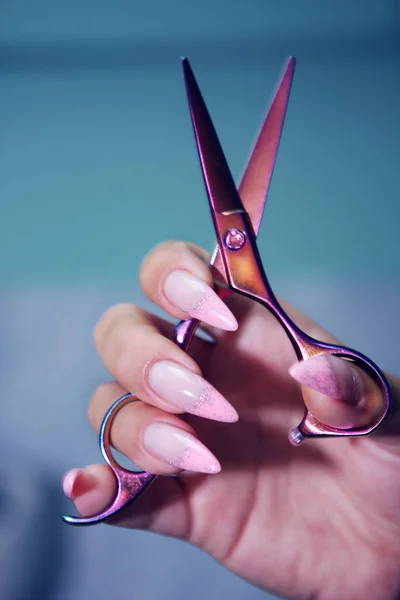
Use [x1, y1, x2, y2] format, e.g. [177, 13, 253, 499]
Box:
[63, 56, 391, 526]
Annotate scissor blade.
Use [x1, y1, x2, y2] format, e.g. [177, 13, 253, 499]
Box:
[210, 56, 295, 284]
[239, 56, 295, 233]
[182, 58, 245, 216]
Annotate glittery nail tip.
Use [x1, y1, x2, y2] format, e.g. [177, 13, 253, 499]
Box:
[289, 354, 360, 404]
[147, 360, 238, 423]
[188, 286, 238, 331]
[188, 380, 239, 423]
[143, 422, 221, 474]
[164, 270, 238, 331]
[289, 355, 341, 398]
[172, 445, 222, 474]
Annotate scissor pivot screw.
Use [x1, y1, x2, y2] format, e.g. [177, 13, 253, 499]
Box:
[225, 228, 246, 250]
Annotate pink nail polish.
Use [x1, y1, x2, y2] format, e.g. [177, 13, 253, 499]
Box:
[289, 354, 361, 405]
[148, 360, 238, 422]
[163, 270, 238, 331]
[143, 422, 221, 473]
[62, 468, 81, 499]
[62, 467, 98, 500]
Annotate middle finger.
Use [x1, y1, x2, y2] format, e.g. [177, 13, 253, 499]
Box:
[94, 303, 238, 422]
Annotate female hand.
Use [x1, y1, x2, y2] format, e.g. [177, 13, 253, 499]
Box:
[63, 241, 400, 600]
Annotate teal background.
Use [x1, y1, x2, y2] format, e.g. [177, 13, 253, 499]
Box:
[0, 3, 399, 600]
[1, 0, 399, 285]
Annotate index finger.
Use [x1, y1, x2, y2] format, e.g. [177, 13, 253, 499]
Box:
[139, 241, 238, 332]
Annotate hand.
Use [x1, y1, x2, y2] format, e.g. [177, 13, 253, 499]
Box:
[63, 241, 400, 600]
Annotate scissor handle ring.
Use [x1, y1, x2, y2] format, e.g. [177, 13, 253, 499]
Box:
[63, 318, 201, 527]
[62, 393, 156, 526]
[289, 338, 392, 444]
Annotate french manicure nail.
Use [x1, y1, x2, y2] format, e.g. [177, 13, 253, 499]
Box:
[143, 422, 221, 473]
[163, 270, 238, 331]
[62, 468, 98, 500]
[289, 354, 362, 405]
[148, 360, 238, 422]
[63, 469, 81, 499]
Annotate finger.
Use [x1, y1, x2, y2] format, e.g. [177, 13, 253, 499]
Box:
[139, 241, 238, 331]
[288, 354, 387, 432]
[63, 465, 117, 517]
[94, 306, 238, 422]
[62, 464, 189, 538]
[139, 241, 342, 346]
[88, 381, 221, 475]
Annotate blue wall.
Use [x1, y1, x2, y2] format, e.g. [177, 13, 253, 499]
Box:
[1, 0, 399, 284]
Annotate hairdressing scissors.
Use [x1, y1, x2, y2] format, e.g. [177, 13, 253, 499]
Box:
[63, 56, 391, 526]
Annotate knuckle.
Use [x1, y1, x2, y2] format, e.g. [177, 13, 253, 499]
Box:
[139, 240, 210, 293]
[94, 303, 134, 348]
[186, 242, 210, 263]
[87, 381, 125, 427]
[87, 382, 108, 425]
[87, 390, 99, 425]
[140, 241, 188, 276]
[113, 323, 153, 382]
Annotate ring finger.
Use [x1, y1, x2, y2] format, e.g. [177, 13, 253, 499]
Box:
[87, 381, 222, 475]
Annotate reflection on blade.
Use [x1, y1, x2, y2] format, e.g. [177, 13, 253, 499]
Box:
[182, 58, 245, 216]
[211, 57, 296, 285]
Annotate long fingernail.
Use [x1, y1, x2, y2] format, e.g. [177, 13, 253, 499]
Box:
[289, 354, 362, 405]
[143, 422, 221, 473]
[163, 270, 238, 331]
[148, 360, 238, 422]
[62, 468, 97, 499]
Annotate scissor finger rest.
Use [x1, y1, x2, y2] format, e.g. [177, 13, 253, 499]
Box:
[286, 338, 392, 445]
[62, 393, 156, 526]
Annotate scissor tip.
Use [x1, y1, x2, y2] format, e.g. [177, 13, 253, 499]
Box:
[285, 55, 296, 70]
[181, 57, 194, 80]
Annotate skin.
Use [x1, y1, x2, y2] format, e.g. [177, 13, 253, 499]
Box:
[67, 241, 400, 600]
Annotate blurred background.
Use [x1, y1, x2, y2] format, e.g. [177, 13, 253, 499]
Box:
[0, 1, 399, 599]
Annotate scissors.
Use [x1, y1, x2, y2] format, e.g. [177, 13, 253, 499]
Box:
[63, 56, 391, 526]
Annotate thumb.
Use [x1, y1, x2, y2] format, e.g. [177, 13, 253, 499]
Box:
[62, 464, 190, 537]
[288, 354, 392, 437]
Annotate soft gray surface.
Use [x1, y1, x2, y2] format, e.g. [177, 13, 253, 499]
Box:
[0, 281, 398, 599]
